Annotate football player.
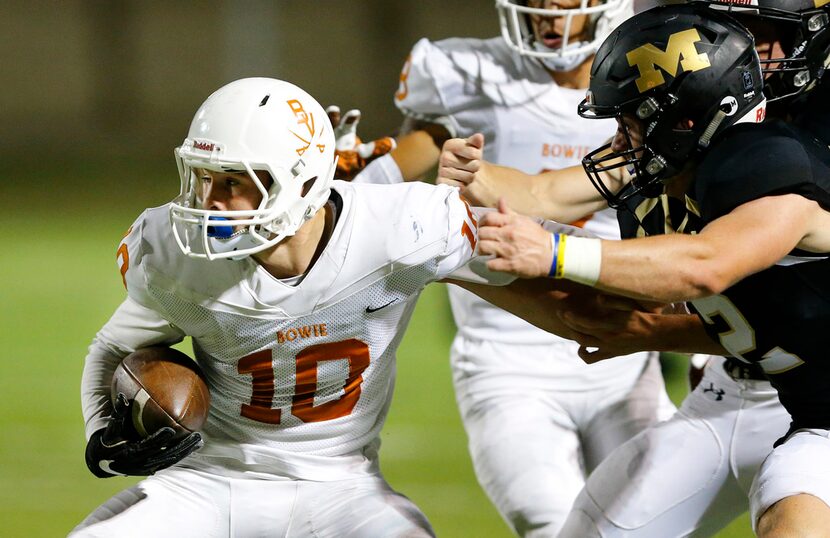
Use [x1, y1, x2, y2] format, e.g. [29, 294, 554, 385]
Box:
[71, 77, 598, 537]
[352, 1, 677, 535]
[476, 4, 830, 536]
[439, 0, 830, 534]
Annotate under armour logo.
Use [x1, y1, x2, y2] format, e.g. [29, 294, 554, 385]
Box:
[702, 382, 724, 401]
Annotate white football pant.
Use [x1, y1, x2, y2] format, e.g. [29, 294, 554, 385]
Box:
[749, 427, 830, 533]
[560, 356, 790, 537]
[69, 466, 433, 538]
[452, 337, 675, 537]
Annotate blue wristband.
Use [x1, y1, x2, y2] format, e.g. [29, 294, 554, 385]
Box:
[548, 233, 559, 278]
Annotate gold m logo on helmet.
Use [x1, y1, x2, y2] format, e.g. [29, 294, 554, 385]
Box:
[626, 29, 711, 93]
[816, 0, 830, 7]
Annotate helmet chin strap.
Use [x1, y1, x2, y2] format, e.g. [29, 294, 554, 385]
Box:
[532, 40, 593, 72]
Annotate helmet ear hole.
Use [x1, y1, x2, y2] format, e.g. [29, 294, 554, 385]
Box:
[301, 176, 318, 198]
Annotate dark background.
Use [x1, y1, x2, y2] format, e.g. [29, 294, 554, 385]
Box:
[1, 0, 497, 167]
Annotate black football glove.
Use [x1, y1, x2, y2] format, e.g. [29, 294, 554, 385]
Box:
[85, 393, 204, 478]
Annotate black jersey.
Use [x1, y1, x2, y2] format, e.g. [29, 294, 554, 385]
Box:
[620, 119, 830, 431]
[792, 80, 830, 146]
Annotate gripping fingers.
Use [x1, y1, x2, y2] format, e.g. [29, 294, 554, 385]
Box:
[578, 345, 618, 363]
[341, 109, 361, 127]
[326, 105, 341, 127]
[441, 137, 481, 161]
[477, 225, 509, 242]
[112, 393, 130, 416]
[479, 211, 513, 228]
[439, 148, 478, 172]
[485, 256, 511, 273]
[328, 106, 362, 152]
[477, 238, 502, 257]
[437, 166, 474, 187]
[133, 427, 177, 455]
[135, 432, 204, 474]
[145, 432, 203, 468]
[326, 105, 361, 131]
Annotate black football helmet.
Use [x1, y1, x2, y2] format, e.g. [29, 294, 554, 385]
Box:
[695, 0, 830, 102]
[578, 3, 766, 207]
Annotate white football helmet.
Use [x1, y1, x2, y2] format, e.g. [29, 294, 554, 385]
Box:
[496, 0, 633, 71]
[170, 77, 336, 260]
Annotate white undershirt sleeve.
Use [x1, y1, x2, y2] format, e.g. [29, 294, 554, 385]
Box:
[81, 297, 185, 439]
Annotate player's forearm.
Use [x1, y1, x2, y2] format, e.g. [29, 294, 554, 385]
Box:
[640, 312, 726, 355]
[594, 197, 814, 302]
[531, 169, 608, 222]
[470, 163, 605, 222]
[530, 166, 606, 219]
[391, 130, 441, 181]
[592, 235, 725, 303]
[81, 337, 124, 439]
[81, 298, 186, 437]
[477, 163, 550, 215]
[451, 278, 586, 340]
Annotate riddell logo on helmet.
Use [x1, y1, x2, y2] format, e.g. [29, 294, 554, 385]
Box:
[194, 141, 215, 152]
[626, 29, 711, 93]
[714, 0, 757, 5]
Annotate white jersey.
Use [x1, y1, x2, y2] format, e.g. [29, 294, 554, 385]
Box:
[395, 37, 621, 346]
[82, 181, 481, 482]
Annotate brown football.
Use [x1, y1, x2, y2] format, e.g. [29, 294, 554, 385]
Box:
[111, 346, 210, 439]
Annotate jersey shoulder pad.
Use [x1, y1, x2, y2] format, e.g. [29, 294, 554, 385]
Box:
[343, 181, 475, 273]
[116, 204, 191, 307]
[116, 206, 157, 306]
[695, 121, 818, 222]
[395, 37, 542, 118]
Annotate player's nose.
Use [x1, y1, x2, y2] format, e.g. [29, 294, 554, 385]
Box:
[202, 183, 228, 211]
[610, 127, 629, 153]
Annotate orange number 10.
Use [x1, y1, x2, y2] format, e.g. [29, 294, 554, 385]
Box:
[237, 339, 371, 425]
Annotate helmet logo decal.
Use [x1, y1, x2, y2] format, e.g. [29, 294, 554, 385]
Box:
[816, 0, 829, 7]
[287, 99, 326, 156]
[720, 96, 739, 116]
[626, 29, 711, 93]
[194, 140, 215, 152]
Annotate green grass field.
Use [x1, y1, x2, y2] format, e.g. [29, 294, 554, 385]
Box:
[0, 160, 752, 536]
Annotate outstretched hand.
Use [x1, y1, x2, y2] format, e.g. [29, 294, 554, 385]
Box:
[479, 199, 553, 278]
[327, 105, 396, 180]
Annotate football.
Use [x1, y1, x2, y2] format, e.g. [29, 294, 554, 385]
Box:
[111, 346, 210, 439]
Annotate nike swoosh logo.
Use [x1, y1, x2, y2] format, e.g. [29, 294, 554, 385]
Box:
[98, 460, 126, 477]
[366, 299, 399, 313]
